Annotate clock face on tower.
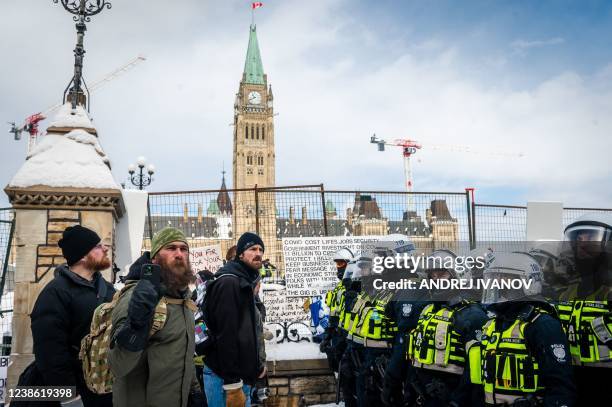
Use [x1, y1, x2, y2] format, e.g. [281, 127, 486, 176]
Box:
[248, 91, 262, 105]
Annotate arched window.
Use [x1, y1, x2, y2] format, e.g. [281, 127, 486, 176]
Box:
[245, 124, 249, 139]
[262, 126, 265, 140]
[251, 124, 255, 139]
[247, 153, 253, 165]
[256, 126, 260, 140]
[257, 155, 264, 166]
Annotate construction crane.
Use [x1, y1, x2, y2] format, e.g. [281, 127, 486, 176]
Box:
[9, 55, 147, 153]
[370, 134, 523, 211]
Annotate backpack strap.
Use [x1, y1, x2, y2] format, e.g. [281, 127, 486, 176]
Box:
[165, 296, 198, 312]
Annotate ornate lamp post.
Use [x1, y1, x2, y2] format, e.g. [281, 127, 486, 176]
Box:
[128, 156, 155, 190]
[53, 0, 112, 110]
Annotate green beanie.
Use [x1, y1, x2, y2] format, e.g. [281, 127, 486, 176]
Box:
[151, 227, 189, 258]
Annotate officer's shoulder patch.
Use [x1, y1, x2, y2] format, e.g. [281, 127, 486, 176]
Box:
[402, 303, 412, 317]
[551, 344, 567, 362]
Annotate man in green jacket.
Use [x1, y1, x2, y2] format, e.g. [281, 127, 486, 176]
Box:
[109, 227, 203, 407]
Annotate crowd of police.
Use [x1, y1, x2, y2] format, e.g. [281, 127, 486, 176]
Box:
[319, 214, 612, 407]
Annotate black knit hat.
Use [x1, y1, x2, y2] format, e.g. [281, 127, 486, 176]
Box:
[58, 225, 101, 266]
[235, 232, 265, 259]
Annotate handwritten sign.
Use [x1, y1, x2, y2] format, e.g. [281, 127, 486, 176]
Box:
[282, 236, 380, 297]
[190, 245, 223, 274]
[0, 356, 8, 404]
[263, 287, 310, 323]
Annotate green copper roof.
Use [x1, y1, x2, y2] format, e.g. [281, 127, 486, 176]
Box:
[243, 24, 265, 85]
[325, 200, 337, 213]
[207, 199, 220, 216]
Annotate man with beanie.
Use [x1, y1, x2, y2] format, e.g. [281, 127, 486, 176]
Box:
[30, 225, 115, 407]
[203, 232, 266, 407]
[109, 227, 203, 407]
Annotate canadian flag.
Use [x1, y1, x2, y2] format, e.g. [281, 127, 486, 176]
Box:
[252, 2, 263, 9]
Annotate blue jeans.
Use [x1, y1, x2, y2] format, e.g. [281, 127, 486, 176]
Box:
[203, 365, 251, 407]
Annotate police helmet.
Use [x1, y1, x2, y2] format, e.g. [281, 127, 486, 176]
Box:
[481, 252, 543, 304]
[565, 213, 612, 241]
[333, 247, 354, 263]
[424, 249, 459, 279]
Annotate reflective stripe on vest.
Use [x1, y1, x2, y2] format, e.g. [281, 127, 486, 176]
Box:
[408, 303, 465, 375]
[468, 313, 545, 405]
[346, 292, 373, 339]
[328, 283, 346, 317]
[555, 296, 612, 366]
[350, 291, 397, 343]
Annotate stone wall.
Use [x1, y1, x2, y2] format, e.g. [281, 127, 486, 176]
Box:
[265, 359, 337, 406]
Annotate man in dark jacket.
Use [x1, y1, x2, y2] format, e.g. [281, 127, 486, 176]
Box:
[31, 225, 115, 407]
[204, 232, 265, 407]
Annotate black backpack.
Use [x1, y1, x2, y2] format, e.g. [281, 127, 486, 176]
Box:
[194, 273, 239, 356]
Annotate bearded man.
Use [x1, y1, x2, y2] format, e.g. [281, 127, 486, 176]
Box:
[109, 227, 203, 407]
[31, 225, 116, 407]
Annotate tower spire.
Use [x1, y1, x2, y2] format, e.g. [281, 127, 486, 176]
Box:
[243, 24, 265, 85]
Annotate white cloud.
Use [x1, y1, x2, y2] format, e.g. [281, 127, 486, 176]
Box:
[510, 37, 565, 55]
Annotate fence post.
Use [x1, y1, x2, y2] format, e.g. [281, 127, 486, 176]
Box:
[147, 194, 154, 241]
[465, 189, 474, 250]
[254, 184, 260, 234]
[0, 210, 16, 300]
[320, 183, 329, 236]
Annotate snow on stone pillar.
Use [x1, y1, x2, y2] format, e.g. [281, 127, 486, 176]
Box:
[3, 103, 124, 389]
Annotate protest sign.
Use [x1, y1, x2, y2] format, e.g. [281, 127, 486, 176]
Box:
[190, 245, 223, 274]
[282, 236, 380, 297]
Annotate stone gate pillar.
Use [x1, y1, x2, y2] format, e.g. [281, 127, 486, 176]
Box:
[3, 103, 124, 390]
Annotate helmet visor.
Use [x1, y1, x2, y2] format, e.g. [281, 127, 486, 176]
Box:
[481, 271, 525, 304]
[565, 225, 608, 243]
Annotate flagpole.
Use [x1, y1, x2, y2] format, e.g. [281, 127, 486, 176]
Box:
[251, 7, 254, 26]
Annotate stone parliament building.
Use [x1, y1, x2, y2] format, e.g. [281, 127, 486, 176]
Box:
[145, 23, 460, 269]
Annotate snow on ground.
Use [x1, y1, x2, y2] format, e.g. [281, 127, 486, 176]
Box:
[48, 103, 95, 130]
[9, 129, 119, 189]
[265, 339, 326, 361]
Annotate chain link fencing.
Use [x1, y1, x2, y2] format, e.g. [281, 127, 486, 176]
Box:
[146, 186, 475, 274]
[0, 208, 15, 355]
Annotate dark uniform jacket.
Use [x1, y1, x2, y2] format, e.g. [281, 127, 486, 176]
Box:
[483, 302, 576, 407]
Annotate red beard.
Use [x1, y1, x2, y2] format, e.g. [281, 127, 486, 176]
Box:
[158, 256, 195, 296]
[83, 253, 111, 272]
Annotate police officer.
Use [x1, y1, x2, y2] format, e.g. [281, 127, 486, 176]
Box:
[321, 247, 355, 372]
[338, 255, 369, 407]
[555, 214, 612, 406]
[348, 252, 398, 407]
[467, 252, 576, 406]
[407, 249, 488, 406]
[378, 237, 428, 407]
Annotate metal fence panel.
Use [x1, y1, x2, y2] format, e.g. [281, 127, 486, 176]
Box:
[147, 187, 473, 275]
[0, 208, 15, 355]
[473, 204, 527, 244]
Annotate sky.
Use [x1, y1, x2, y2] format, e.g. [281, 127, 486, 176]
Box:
[1, 0, 611, 208]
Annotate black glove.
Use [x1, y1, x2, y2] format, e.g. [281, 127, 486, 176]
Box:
[187, 390, 206, 407]
[114, 279, 161, 352]
[129, 279, 161, 329]
[381, 375, 402, 407]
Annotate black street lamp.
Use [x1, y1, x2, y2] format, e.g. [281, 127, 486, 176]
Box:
[128, 156, 155, 190]
[53, 0, 112, 110]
